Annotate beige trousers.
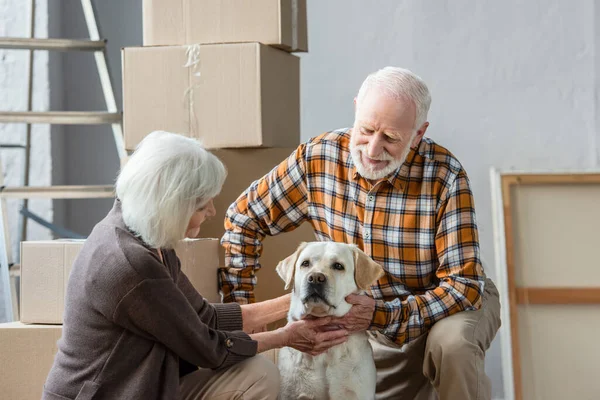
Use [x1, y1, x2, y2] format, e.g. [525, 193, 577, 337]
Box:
[179, 354, 280, 400]
[368, 278, 501, 400]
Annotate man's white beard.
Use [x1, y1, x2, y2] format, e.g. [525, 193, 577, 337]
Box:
[350, 137, 415, 181]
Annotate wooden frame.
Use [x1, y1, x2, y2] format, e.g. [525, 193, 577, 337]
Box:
[492, 170, 600, 400]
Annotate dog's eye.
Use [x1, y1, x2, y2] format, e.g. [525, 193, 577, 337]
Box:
[332, 262, 345, 271]
[300, 260, 310, 268]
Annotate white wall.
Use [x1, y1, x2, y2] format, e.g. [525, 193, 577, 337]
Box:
[299, 1, 600, 398]
[0, 0, 52, 262]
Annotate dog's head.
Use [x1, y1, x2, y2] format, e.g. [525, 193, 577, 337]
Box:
[276, 241, 384, 318]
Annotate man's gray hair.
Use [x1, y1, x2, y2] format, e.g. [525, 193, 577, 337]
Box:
[356, 66, 432, 129]
[115, 131, 227, 249]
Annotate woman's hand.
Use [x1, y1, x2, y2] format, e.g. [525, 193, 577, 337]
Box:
[282, 317, 349, 356]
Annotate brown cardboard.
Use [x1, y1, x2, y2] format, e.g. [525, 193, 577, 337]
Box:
[20, 240, 84, 324]
[143, 0, 308, 52]
[20, 239, 221, 324]
[122, 43, 300, 151]
[0, 322, 61, 400]
[174, 238, 221, 303]
[198, 148, 316, 303]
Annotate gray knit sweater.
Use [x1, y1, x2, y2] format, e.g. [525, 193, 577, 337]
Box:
[42, 199, 257, 400]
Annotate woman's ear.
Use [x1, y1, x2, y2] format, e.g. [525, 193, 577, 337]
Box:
[276, 242, 308, 290]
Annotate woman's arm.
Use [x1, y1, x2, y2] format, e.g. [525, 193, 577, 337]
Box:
[114, 276, 347, 369]
[250, 317, 349, 355]
[176, 259, 289, 334]
[241, 294, 291, 333]
[112, 277, 256, 370]
[176, 267, 242, 331]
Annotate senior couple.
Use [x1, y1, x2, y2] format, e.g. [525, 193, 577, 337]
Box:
[43, 67, 500, 400]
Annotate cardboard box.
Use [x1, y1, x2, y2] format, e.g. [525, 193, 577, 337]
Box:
[198, 148, 316, 303]
[0, 322, 61, 400]
[122, 43, 300, 151]
[174, 238, 221, 303]
[20, 239, 84, 324]
[143, 0, 308, 52]
[20, 239, 221, 324]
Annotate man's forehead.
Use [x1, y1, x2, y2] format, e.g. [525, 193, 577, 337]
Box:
[356, 104, 415, 134]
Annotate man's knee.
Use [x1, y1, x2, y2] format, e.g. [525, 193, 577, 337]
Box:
[426, 327, 481, 361]
[424, 314, 484, 370]
[244, 355, 281, 398]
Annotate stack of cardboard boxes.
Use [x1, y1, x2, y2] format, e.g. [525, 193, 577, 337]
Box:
[123, 0, 314, 304]
[0, 1, 312, 397]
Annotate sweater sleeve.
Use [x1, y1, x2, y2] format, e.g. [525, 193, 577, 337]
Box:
[112, 277, 257, 370]
[175, 265, 244, 332]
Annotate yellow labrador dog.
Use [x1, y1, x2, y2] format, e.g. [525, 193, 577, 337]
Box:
[276, 241, 384, 400]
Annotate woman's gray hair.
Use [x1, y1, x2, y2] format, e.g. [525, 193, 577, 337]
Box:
[115, 131, 227, 249]
[356, 66, 432, 129]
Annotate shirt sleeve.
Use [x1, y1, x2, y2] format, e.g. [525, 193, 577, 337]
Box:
[218, 145, 310, 304]
[112, 276, 257, 370]
[369, 171, 486, 345]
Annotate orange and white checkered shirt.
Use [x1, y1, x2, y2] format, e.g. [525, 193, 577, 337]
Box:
[218, 128, 486, 345]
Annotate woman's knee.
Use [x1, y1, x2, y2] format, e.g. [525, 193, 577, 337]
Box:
[180, 355, 281, 400]
[243, 355, 281, 398]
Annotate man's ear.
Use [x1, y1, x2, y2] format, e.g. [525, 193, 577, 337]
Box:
[276, 242, 308, 291]
[352, 245, 385, 290]
[412, 121, 429, 147]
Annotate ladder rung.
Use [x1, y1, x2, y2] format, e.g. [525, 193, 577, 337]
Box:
[0, 144, 26, 149]
[0, 111, 122, 125]
[0, 37, 106, 51]
[0, 185, 114, 199]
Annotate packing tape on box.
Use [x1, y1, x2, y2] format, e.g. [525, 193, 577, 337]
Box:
[183, 44, 202, 135]
[291, 0, 298, 51]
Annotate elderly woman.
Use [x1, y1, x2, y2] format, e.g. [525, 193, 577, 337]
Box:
[42, 131, 348, 400]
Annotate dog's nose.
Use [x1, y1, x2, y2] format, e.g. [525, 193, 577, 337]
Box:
[307, 272, 326, 284]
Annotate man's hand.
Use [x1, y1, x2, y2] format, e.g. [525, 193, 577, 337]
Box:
[328, 294, 376, 333]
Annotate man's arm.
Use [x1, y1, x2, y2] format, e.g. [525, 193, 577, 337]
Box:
[372, 171, 485, 344]
[334, 171, 485, 345]
[218, 145, 310, 304]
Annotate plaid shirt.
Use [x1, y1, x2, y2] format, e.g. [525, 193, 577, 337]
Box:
[219, 129, 485, 345]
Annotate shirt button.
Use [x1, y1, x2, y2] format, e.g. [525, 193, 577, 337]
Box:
[364, 231, 370, 239]
[368, 195, 375, 202]
[225, 338, 233, 348]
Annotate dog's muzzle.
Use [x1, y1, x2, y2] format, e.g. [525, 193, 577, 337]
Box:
[301, 272, 335, 308]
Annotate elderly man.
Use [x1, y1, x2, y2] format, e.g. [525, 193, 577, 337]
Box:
[218, 67, 501, 400]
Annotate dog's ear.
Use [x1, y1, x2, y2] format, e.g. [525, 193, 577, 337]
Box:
[276, 242, 308, 291]
[352, 245, 385, 290]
